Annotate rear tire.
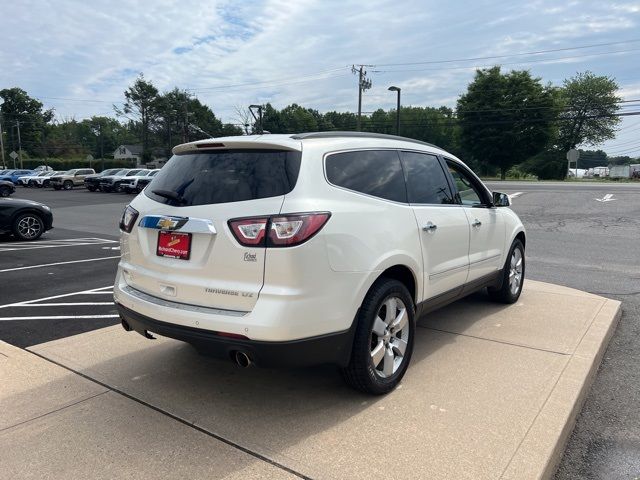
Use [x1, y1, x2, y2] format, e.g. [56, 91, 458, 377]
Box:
[87, 185, 96, 192]
[0, 185, 11, 197]
[341, 278, 415, 395]
[63, 180, 73, 190]
[488, 239, 525, 304]
[12, 213, 44, 241]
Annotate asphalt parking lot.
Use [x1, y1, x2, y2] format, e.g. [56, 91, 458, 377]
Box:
[1, 181, 639, 479]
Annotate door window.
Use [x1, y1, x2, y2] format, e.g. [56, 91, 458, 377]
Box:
[400, 151, 454, 204]
[325, 150, 407, 203]
[446, 160, 486, 206]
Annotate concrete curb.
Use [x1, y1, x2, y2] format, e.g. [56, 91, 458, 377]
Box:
[501, 297, 622, 479]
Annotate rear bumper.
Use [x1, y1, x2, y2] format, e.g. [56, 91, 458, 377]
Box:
[117, 303, 356, 367]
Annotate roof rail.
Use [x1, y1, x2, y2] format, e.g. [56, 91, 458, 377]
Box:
[290, 131, 440, 149]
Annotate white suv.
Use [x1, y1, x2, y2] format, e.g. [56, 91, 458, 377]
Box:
[115, 132, 526, 394]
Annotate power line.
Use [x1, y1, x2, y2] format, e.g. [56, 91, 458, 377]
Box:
[369, 38, 640, 67]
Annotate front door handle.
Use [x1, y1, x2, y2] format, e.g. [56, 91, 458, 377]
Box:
[472, 219, 482, 227]
[423, 222, 438, 232]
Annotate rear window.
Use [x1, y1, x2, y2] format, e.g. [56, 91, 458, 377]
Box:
[145, 149, 301, 206]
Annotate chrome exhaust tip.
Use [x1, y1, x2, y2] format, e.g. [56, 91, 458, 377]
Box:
[234, 351, 252, 368]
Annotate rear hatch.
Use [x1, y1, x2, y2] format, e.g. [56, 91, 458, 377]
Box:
[125, 147, 301, 312]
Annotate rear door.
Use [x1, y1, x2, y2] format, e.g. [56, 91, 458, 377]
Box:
[125, 149, 301, 312]
[400, 151, 471, 299]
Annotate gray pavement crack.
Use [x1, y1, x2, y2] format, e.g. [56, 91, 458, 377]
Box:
[0, 391, 108, 433]
[24, 348, 314, 480]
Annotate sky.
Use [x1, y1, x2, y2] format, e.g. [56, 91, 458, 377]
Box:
[1, 0, 640, 157]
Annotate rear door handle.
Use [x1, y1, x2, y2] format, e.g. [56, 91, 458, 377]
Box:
[422, 222, 438, 232]
[472, 219, 482, 227]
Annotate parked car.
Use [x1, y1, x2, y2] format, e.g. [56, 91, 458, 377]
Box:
[121, 169, 160, 193]
[17, 171, 51, 187]
[0, 170, 35, 184]
[99, 168, 146, 192]
[115, 132, 526, 395]
[0, 196, 53, 240]
[133, 169, 161, 193]
[84, 168, 126, 192]
[30, 171, 60, 188]
[0, 180, 16, 197]
[50, 168, 96, 190]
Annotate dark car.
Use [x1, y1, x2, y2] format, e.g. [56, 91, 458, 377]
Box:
[84, 168, 125, 192]
[0, 180, 16, 197]
[0, 197, 53, 240]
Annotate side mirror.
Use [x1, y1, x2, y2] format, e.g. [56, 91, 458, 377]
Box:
[492, 192, 510, 207]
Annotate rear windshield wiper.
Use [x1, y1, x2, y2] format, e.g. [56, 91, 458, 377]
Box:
[152, 189, 186, 205]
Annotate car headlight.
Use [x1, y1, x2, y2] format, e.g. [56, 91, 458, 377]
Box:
[119, 205, 139, 233]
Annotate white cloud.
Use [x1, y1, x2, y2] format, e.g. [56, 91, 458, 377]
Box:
[1, 0, 639, 139]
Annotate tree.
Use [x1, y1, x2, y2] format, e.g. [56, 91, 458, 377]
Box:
[457, 66, 558, 179]
[0, 88, 54, 159]
[114, 74, 160, 161]
[557, 72, 621, 152]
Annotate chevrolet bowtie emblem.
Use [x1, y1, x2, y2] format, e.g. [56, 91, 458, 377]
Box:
[157, 218, 179, 230]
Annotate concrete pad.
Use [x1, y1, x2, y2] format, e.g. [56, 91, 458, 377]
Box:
[0, 391, 296, 480]
[419, 280, 608, 354]
[28, 280, 621, 479]
[0, 340, 107, 430]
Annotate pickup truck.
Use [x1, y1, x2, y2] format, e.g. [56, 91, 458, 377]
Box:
[50, 168, 96, 190]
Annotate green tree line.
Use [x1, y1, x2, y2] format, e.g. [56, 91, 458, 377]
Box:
[0, 68, 627, 178]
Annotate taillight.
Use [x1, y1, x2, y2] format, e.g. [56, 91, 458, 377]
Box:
[228, 212, 330, 248]
[119, 205, 139, 233]
[228, 217, 268, 246]
[267, 212, 330, 247]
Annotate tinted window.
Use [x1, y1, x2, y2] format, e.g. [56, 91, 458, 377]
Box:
[145, 149, 301, 207]
[401, 152, 454, 204]
[326, 150, 407, 203]
[446, 160, 485, 206]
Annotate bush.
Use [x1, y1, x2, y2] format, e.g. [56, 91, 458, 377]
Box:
[521, 150, 567, 180]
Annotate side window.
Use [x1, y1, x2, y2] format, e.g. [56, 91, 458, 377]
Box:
[400, 151, 454, 204]
[446, 160, 485, 206]
[326, 150, 407, 203]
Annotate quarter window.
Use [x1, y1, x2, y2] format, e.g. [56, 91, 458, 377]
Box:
[325, 150, 407, 203]
[400, 151, 454, 204]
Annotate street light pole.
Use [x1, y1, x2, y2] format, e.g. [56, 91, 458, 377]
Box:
[0, 99, 5, 168]
[388, 86, 401, 135]
[16, 121, 23, 168]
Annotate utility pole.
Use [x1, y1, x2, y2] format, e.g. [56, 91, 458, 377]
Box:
[16, 121, 23, 168]
[352, 65, 372, 131]
[249, 105, 263, 134]
[0, 112, 5, 168]
[99, 123, 104, 172]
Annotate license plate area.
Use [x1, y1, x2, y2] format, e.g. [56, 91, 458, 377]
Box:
[157, 231, 192, 260]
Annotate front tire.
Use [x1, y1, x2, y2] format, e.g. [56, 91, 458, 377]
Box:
[0, 185, 11, 197]
[87, 185, 96, 192]
[12, 213, 44, 241]
[342, 278, 415, 395]
[488, 239, 525, 304]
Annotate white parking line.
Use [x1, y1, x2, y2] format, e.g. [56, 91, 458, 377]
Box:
[0, 286, 113, 309]
[0, 237, 118, 252]
[11, 303, 114, 307]
[0, 315, 119, 322]
[0, 256, 120, 273]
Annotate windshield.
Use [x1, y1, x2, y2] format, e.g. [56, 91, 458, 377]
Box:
[126, 169, 143, 176]
[61, 170, 76, 175]
[145, 149, 301, 207]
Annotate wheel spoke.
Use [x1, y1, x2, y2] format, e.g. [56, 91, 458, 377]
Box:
[382, 347, 394, 376]
[372, 316, 387, 337]
[384, 298, 397, 324]
[371, 340, 385, 367]
[390, 308, 407, 332]
[389, 337, 407, 356]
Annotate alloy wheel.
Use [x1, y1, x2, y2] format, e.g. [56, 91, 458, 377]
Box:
[509, 248, 523, 295]
[17, 216, 43, 239]
[370, 296, 410, 378]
